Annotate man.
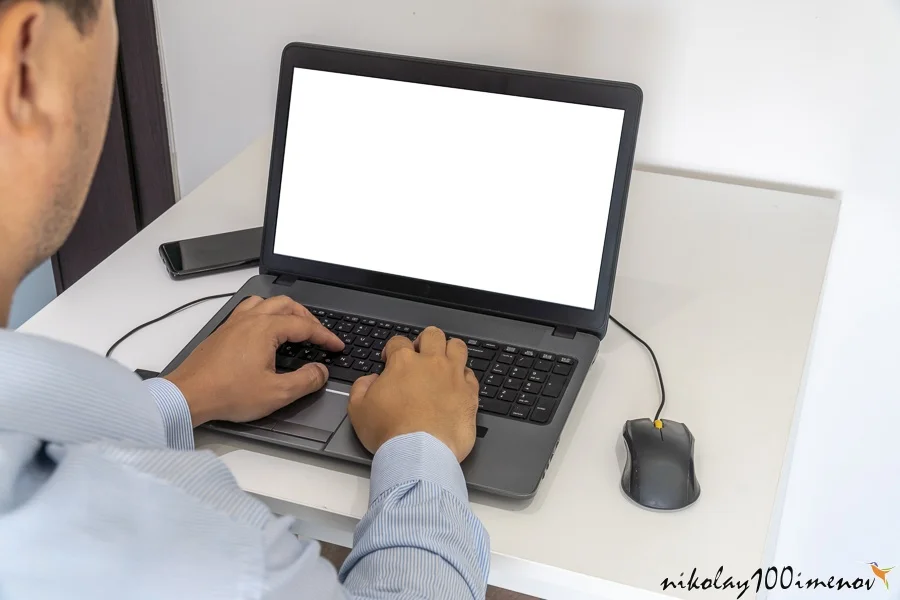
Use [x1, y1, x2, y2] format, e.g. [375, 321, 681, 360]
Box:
[0, 1, 489, 598]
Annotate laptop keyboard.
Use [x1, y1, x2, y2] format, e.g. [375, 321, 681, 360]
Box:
[275, 306, 578, 426]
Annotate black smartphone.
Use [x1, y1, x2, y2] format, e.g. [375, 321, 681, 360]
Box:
[159, 227, 262, 280]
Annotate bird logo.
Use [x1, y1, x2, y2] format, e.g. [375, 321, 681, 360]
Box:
[867, 562, 894, 590]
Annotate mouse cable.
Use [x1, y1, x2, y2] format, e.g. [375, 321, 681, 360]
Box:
[106, 293, 236, 358]
[609, 316, 666, 423]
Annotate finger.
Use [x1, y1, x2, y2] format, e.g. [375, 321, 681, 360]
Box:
[233, 295, 264, 314]
[446, 337, 469, 367]
[416, 326, 447, 356]
[275, 363, 329, 402]
[270, 315, 344, 351]
[349, 373, 379, 406]
[383, 335, 415, 363]
[252, 295, 315, 319]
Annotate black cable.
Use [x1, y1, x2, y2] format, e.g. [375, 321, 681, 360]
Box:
[106, 293, 236, 358]
[610, 315, 666, 422]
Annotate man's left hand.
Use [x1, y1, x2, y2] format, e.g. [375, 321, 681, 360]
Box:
[164, 296, 344, 426]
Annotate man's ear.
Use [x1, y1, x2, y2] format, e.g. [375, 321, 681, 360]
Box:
[0, 1, 47, 135]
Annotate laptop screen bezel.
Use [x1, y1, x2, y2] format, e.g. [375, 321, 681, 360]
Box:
[262, 42, 642, 337]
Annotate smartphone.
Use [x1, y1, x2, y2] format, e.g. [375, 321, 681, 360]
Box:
[159, 227, 262, 280]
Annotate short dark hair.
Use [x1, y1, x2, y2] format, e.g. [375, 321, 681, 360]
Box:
[0, 0, 100, 33]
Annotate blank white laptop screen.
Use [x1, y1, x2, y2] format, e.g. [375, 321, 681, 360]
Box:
[274, 68, 625, 310]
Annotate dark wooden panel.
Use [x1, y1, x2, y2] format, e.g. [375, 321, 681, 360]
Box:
[115, 0, 176, 226]
[54, 82, 138, 290]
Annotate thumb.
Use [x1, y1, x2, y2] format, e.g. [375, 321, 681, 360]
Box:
[349, 374, 379, 406]
[277, 362, 329, 400]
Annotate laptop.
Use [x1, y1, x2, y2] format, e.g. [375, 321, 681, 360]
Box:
[163, 42, 642, 499]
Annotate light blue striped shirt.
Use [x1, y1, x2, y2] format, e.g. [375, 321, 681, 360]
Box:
[0, 329, 490, 599]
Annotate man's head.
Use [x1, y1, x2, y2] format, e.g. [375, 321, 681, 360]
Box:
[0, 0, 117, 320]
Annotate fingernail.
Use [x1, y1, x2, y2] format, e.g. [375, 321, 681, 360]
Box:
[315, 363, 329, 379]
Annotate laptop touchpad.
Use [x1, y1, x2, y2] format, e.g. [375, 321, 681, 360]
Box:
[269, 385, 350, 443]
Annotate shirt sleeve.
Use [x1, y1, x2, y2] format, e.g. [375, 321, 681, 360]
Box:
[144, 378, 195, 451]
[338, 433, 491, 599]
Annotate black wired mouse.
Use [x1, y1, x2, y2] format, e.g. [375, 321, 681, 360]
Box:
[621, 418, 700, 510]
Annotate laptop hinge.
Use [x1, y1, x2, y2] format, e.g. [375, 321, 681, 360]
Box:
[552, 325, 578, 339]
[274, 274, 298, 287]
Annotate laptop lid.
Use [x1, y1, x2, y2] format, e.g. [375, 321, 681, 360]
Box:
[261, 42, 642, 337]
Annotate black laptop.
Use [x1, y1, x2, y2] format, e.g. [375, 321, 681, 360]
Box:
[163, 42, 642, 499]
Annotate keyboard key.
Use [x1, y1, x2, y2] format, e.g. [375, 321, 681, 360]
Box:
[467, 339, 479, 347]
[517, 393, 537, 406]
[396, 325, 412, 334]
[353, 360, 373, 372]
[523, 381, 543, 395]
[498, 389, 517, 402]
[484, 374, 503, 387]
[473, 370, 486, 382]
[466, 347, 496, 360]
[337, 356, 354, 368]
[336, 322, 354, 333]
[320, 319, 336, 330]
[327, 312, 343, 320]
[371, 329, 391, 340]
[362, 318, 377, 327]
[479, 385, 499, 399]
[412, 329, 422, 336]
[351, 348, 371, 360]
[497, 353, 515, 365]
[510, 405, 530, 420]
[530, 397, 556, 423]
[276, 355, 301, 371]
[528, 371, 547, 383]
[541, 353, 556, 362]
[491, 364, 509, 376]
[559, 356, 575, 365]
[343, 315, 355, 322]
[279, 343, 301, 357]
[483, 343, 499, 350]
[340, 333, 355, 346]
[342, 346, 353, 356]
[542, 375, 567, 398]
[373, 339, 387, 351]
[312, 309, 327, 317]
[378, 321, 395, 329]
[553, 364, 572, 376]
[504, 346, 519, 354]
[509, 367, 527, 379]
[325, 364, 359, 384]
[521, 350, 537, 358]
[353, 325, 372, 336]
[371, 350, 383, 363]
[350, 316, 360, 323]
[503, 378, 522, 391]
[515, 357, 534, 369]
[478, 398, 511, 416]
[356, 336, 373, 348]
[310, 351, 327, 362]
[534, 360, 553, 372]
[467, 358, 490, 371]
[373, 363, 385, 374]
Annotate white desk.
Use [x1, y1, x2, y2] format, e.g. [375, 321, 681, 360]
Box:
[21, 136, 838, 600]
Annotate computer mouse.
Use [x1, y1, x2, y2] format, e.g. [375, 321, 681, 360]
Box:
[621, 418, 700, 510]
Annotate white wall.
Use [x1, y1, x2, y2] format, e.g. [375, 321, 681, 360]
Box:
[155, 0, 900, 593]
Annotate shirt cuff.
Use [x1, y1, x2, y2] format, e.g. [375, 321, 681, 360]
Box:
[369, 433, 468, 506]
[145, 378, 195, 451]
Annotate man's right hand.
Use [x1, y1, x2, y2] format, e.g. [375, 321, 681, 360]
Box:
[348, 326, 479, 463]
